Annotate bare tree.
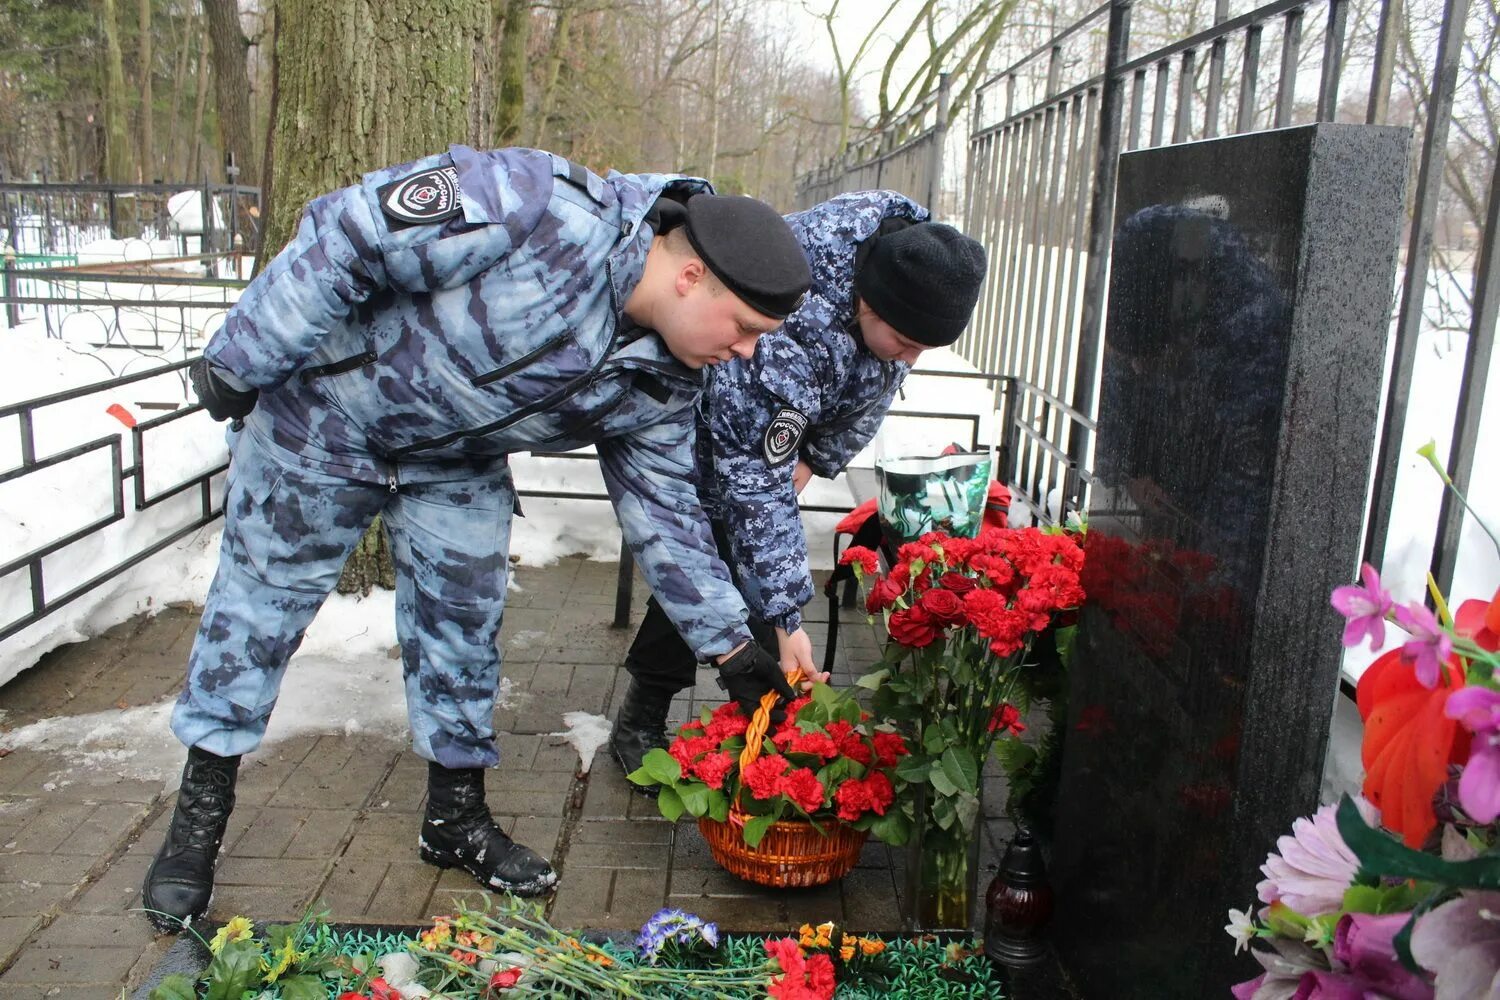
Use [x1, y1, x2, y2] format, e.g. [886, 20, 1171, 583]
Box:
[204, 0, 258, 185]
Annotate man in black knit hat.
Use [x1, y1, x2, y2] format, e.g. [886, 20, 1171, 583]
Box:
[611, 190, 988, 784]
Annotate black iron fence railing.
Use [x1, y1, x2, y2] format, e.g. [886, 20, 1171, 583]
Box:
[1, 360, 1073, 643]
[794, 75, 953, 212]
[957, 0, 1497, 598]
[0, 257, 250, 348]
[0, 358, 226, 644]
[0, 181, 262, 259]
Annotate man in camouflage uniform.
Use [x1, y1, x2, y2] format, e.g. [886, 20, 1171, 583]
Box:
[143, 144, 812, 930]
[610, 190, 987, 784]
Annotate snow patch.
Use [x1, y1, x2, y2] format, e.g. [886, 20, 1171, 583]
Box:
[548, 712, 613, 775]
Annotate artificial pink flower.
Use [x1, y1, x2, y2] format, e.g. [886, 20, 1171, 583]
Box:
[1395, 602, 1455, 688]
[1446, 686, 1500, 823]
[1331, 563, 1393, 651]
[1409, 890, 1500, 999]
[1257, 798, 1379, 915]
[1333, 912, 1435, 1000]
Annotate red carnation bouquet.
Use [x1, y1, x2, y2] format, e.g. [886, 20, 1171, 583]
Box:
[842, 525, 1086, 927]
[628, 685, 910, 848]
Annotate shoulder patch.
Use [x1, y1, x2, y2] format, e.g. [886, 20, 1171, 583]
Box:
[762, 407, 809, 467]
[377, 165, 462, 227]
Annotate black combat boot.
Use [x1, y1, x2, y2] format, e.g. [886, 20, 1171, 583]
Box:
[609, 678, 676, 796]
[418, 763, 558, 896]
[142, 746, 241, 932]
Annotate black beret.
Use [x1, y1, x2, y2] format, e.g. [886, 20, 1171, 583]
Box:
[855, 222, 987, 347]
[682, 194, 811, 320]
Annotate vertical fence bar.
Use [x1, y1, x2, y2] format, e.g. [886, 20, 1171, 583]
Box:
[1061, 86, 1101, 409]
[1317, 0, 1349, 122]
[1275, 7, 1304, 128]
[1238, 23, 1264, 132]
[1205, 0, 1231, 138]
[1150, 60, 1170, 146]
[999, 115, 1035, 378]
[928, 73, 951, 213]
[1366, 0, 1398, 123]
[1364, 0, 1473, 571]
[1044, 95, 1087, 413]
[2, 257, 18, 329]
[1127, 68, 1147, 150]
[1067, 0, 1133, 475]
[1174, 49, 1197, 142]
[1430, 155, 1499, 594]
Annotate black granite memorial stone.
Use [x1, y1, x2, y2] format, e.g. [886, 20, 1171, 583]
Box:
[1050, 123, 1408, 997]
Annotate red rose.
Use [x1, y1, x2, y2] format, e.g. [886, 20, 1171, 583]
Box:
[777, 767, 827, 813]
[988, 702, 1026, 735]
[690, 751, 735, 790]
[888, 605, 941, 648]
[866, 575, 906, 613]
[939, 571, 977, 594]
[742, 754, 790, 799]
[919, 587, 965, 625]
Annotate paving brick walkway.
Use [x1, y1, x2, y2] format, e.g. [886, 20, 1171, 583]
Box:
[0, 557, 1012, 997]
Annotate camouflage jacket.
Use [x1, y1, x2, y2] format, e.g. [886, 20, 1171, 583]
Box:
[697, 191, 928, 634]
[205, 144, 752, 658]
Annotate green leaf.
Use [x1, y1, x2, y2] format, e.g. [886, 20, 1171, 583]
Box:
[1053, 624, 1078, 667]
[657, 785, 686, 822]
[895, 754, 931, 783]
[869, 810, 912, 846]
[706, 789, 730, 823]
[641, 748, 684, 786]
[953, 790, 980, 833]
[278, 975, 326, 1000]
[1342, 882, 1430, 915]
[922, 725, 946, 755]
[932, 795, 958, 831]
[202, 940, 262, 1000]
[993, 738, 1037, 777]
[1336, 796, 1500, 889]
[856, 669, 890, 691]
[626, 765, 656, 787]
[928, 764, 959, 797]
[148, 974, 197, 1000]
[941, 747, 979, 796]
[679, 784, 710, 817]
[742, 813, 778, 849]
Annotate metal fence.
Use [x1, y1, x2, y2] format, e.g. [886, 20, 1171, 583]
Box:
[0, 181, 261, 259]
[794, 75, 953, 212]
[958, 0, 1496, 596]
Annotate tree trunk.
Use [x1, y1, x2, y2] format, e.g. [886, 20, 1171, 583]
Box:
[261, 0, 485, 594]
[493, 0, 530, 145]
[137, 0, 153, 181]
[101, 0, 132, 182]
[531, 0, 573, 150]
[188, 30, 210, 180]
[204, 0, 257, 185]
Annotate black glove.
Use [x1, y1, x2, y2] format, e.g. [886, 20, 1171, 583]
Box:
[716, 643, 797, 723]
[189, 357, 259, 422]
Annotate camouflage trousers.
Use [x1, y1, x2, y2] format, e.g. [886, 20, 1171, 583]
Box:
[171, 430, 515, 769]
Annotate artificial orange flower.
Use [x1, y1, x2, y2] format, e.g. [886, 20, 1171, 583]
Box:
[1357, 646, 1471, 847]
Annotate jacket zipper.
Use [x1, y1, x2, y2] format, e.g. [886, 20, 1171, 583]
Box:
[300, 351, 378, 383]
[391, 260, 622, 458]
[469, 332, 570, 387]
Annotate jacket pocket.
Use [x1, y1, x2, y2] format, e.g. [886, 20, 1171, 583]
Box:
[470, 332, 570, 387]
[299, 351, 377, 383]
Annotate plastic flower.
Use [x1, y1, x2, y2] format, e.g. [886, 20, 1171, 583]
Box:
[1331, 563, 1394, 650]
[1332, 912, 1434, 1000]
[1396, 602, 1455, 688]
[1256, 798, 1379, 915]
[1445, 685, 1500, 822]
[1410, 890, 1500, 998]
[260, 934, 307, 983]
[987, 702, 1026, 735]
[1224, 904, 1256, 955]
[417, 918, 452, 950]
[207, 915, 254, 955]
[489, 966, 523, 989]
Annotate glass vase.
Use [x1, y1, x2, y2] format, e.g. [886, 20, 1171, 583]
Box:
[903, 785, 984, 931]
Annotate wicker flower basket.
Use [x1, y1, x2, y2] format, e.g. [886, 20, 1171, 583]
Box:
[697, 668, 868, 889]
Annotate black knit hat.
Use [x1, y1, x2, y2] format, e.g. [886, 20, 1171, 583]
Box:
[854, 222, 987, 347]
[682, 194, 811, 319]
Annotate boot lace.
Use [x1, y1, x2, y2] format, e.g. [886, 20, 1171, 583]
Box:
[177, 765, 234, 851]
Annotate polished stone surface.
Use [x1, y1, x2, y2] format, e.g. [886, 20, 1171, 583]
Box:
[1050, 123, 1409, 997]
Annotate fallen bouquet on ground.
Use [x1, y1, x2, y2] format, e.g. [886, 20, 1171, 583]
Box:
[146, 896, 1007, 999]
